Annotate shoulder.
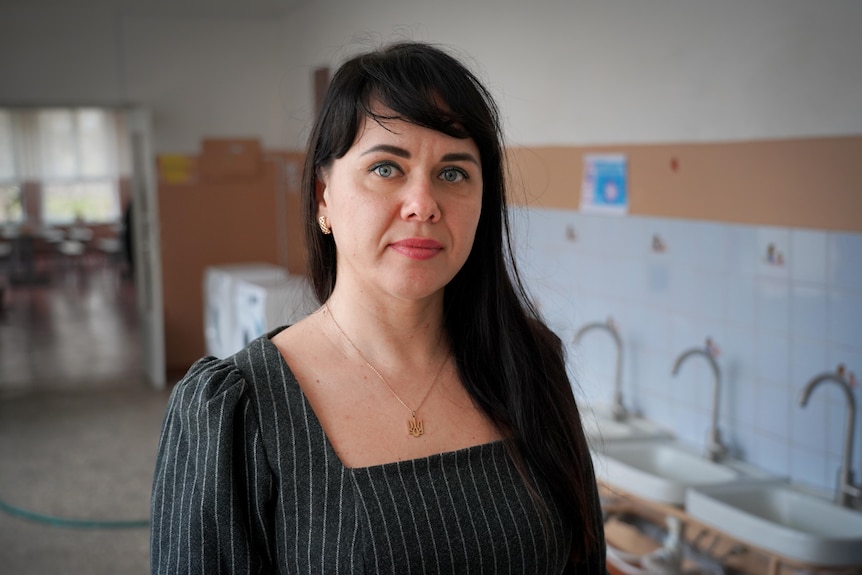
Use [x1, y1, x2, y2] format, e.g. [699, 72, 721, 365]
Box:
[160, 335, 309, 458]
[164, 355, 253, 424]
[166, 330, 294, 413]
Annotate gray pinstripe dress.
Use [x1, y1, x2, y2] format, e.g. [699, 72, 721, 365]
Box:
[151, 330, 605, 574]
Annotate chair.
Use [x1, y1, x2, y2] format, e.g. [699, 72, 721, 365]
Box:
[67, 227, 95, 267]
[0, 241, 12, 277]
[40, 227, 65, 243]
[67, 226, 94, 242]
[57, 239, 86, 272]
[0, 242, 12, 307]
[1, 225, 21, 240]
[96, 237, 123, 267]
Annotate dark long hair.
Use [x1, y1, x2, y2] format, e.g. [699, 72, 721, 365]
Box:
[302, 42, 603, 565]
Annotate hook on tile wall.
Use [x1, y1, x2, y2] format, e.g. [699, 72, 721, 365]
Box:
[651, 234, 666, 253]
[764, 242, 785, 266]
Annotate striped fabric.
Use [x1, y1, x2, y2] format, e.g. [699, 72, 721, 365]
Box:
[151, 330, 605, 574]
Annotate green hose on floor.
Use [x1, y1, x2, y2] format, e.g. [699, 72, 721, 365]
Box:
[0, 496, 149, 529]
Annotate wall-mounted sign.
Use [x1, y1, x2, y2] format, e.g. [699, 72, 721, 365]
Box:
[157, 155, 197, 185]
[580, 154, 628, 216]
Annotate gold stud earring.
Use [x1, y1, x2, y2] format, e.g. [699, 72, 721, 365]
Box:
[318, 215, 331, 235]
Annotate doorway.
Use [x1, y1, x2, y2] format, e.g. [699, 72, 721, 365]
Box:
[0, 106, 164, 392]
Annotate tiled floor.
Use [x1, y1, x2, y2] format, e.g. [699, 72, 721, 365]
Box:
[1, 266, 143, 390]
[0, 264, 170, 574]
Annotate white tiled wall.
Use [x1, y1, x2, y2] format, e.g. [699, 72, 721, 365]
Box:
[510, 207, 862, 494]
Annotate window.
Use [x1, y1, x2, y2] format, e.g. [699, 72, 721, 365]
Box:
[0, 107, 129, 225]
[42, 181, 119, 224]
[0, 184, 23, 223]
[37, 109, 123, 224]
[0, 112, 21, 224]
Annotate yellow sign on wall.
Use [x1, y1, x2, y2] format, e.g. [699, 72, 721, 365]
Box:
[157, 155, 197, 185]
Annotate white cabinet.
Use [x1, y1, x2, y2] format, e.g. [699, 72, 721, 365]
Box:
[234, 275, 317, 351]
[203, 263, 288, 358]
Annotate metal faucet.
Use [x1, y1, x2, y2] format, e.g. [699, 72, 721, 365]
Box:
[573, 317, 627, 421]
[672, 338, 727, 462]
[799, 365, 861, 508]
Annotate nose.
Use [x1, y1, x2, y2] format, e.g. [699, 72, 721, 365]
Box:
[400, 176, 440, 223]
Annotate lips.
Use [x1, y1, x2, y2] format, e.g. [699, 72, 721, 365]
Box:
[389, 238, 444, 260]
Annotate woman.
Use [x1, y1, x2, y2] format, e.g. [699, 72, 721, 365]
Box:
[151, 42, 606, 573]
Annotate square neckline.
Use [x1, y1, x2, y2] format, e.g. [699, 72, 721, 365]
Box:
[262, 329, 506, 473]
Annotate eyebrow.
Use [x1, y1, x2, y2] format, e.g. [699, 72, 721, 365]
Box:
[362, 144, 410, 158]
[361, 144, 480, 166]
[441, 152, 480, 166]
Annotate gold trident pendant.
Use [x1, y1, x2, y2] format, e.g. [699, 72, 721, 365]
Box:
[407, 414, 424, 437]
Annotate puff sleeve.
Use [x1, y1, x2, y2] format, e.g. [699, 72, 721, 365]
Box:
[151, 357, 275, 574]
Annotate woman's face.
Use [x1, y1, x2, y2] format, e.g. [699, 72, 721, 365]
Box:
[318, 106, 483, 305]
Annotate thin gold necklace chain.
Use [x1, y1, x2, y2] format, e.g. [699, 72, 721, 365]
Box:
[324, 302, 448, 420]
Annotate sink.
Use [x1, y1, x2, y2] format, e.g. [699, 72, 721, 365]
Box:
[592, 439, 741, 505]
[686, 481, 862, 567]
[581, 406, 671, 446]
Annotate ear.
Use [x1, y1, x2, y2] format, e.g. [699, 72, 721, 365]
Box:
[315, 168, 330, 216]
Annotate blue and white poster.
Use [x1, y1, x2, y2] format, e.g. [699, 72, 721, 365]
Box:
[580, 154, 628, 216]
